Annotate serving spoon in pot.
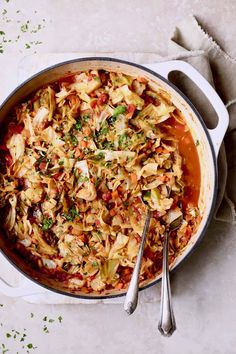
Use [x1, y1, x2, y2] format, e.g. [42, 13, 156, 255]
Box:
[124, 192, 152, 315]
[124, 190, 183, 324]
[158, 209, 183, 337]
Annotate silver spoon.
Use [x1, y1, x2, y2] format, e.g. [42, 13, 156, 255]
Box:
[124, 192, 152, 315]
[158, 209, 183, 337]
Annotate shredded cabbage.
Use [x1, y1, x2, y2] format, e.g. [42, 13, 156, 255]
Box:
[0, 69, 201, 294]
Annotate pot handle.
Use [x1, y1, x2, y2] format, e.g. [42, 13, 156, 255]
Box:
[0, 276, 45, 297]
[144, 60, 229, 157]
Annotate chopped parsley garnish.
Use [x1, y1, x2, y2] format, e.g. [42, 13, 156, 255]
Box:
[95, 152, 105, 160]
[71, 136, 78, 146]
[78, 176, 89, 183]
[62, 207, 80, 221]
[95, 122, 109, 138]
[108, 115, 117, 125]
[42, 218, 53, 231]
[58, 316, 63, 323]
[63, 132, 71, 141]
[43, 325, 49, 334]
[61, 213, 73, 221]
[58, 160, 64, 165]
[62, 262, 70, 271]
[100, 127, 109, 135]
[83, 148, 92, 155]
[113, 105, 126, 117]
[81, 114, 90, 122]
[69, 207, 80, 219]
[103, 141, 114, 149]
[21, 24, 28, 32]
[95, 177, 102, 187]
[118, 133, 129, 148]
[143, 191, 151, 199]
[75, 120, 82, 130]
[105, 162, 112, 168]
[195, 139, 200, 146]
[2, 345, 8, 354]
[63, 133, 79, 146]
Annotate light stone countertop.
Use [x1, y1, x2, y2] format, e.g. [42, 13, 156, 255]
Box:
[0, 1, 235, 353]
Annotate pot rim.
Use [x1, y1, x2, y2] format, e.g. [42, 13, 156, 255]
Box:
[0, 56, 218, 299]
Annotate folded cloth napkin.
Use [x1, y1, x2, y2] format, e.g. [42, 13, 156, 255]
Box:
[167, 15, 236, 224]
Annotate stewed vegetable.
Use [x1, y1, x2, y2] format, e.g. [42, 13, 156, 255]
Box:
[0, 69, 201, 293]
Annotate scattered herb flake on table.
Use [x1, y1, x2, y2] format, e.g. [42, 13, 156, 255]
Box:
[0, 4, 47, 54]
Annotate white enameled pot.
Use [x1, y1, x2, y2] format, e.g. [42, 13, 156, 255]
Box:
[0, 58, 229, 298]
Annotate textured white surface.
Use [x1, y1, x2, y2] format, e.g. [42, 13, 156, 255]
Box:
[0, 1, 236, 353]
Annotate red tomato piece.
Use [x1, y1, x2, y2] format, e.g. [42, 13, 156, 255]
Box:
[137, 77, 148, 84]
[127, 104, 136, 118]
[9, 123, 24, 134]
[128, 104, 136, 113]
[67, 94, 80, 106]
[90, 100, 98, 109]
[52, 172, 62, 180]
[185, 225, 192, 237]
[102, 192, 112, 202]
[145, 95, 154, 104]
[97, 93, 108, 105]
[174, 121, 185, 131]
[39, 161, 47, 172]
[28, 216, 37, 224]
[80, 140, 88, 148]
[152, 211, 161, 219]
[146, 140, 153, 150]
[95, 219, 100, 227]
[88, 74, 94, 81]
[109, 209, 116, 217]
[144, 247, 156, 262]
[75, 273, 83, 280]
[0, 144, 8, 151]
[5, 154, 13, 166]
[117, 186, 124, 194]
[155, 146, 163, 154]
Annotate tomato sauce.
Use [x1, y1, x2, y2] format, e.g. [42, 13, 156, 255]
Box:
[161, 114, 201, 207]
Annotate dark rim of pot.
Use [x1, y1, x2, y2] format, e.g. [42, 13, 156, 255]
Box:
[0, 57, 218, 299]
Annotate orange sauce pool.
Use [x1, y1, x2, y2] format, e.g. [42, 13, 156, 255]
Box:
[161, 115, 201, 208]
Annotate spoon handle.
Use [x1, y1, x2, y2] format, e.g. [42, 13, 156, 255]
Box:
[158, 231, 176, 336]
[124, 210, 151, 315]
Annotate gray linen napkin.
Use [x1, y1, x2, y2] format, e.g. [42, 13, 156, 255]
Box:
[167, 15, 236, 224]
